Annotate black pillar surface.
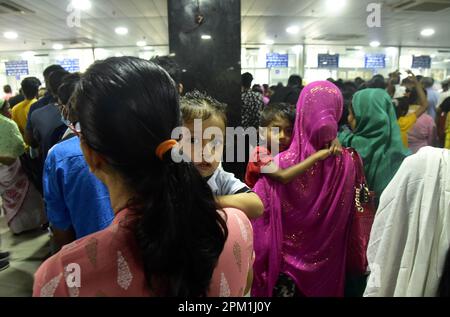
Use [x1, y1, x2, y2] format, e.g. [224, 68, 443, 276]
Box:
[168, 0, 244, 178]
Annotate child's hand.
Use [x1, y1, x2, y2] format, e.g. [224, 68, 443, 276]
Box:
[314, 149, 332, 161]
[330, 138, 343, 155]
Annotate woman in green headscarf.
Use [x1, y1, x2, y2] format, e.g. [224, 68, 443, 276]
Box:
[0, 98, 45, 235]
[339, 88, 410, 204]
[339, 88, 410, 297]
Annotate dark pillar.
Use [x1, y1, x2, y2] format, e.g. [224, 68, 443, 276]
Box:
[168, 0, 244, 179]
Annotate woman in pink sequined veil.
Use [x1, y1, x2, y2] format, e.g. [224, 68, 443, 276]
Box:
[252, 81, 357, 297]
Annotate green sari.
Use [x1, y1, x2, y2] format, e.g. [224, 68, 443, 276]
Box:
[339, 89, 409, 203]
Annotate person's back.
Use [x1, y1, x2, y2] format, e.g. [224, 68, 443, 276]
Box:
[11, 77, 40, 136]
[44, 136, 114, 240]
[365, 147, 450, 297]
[34, 57, 254, 297]
[30, 103, 64, 160]
[241, 72, 263, 129]
[12, 98, 36, 136]
[340, 88, 409, 205]
[252, 81, 356, 297]
[270, 75, 303, 106]
[422, 77, 439, 119]
[29, 70, 68, 161]
[408, 112, 437, 153]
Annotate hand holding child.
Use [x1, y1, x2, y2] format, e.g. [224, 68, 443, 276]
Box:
[329, 138, 343, 155]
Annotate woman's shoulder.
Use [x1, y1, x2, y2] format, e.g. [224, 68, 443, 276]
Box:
[220, 208, 253, 244]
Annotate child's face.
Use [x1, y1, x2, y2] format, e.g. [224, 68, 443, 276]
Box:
[265, 116, 293, 153]
[182, 115, 225, 178]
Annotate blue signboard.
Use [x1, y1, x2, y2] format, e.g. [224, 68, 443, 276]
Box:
[5, 60, 29, 77]
[266, 53, 289, 68]
[365, 54, 386, 69]
[412, 55, 431, 69]
[318, 54, 339, 68]
[56, 59, 80, 72]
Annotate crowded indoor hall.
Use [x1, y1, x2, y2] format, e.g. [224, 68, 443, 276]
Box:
[0, 0, 450, 300]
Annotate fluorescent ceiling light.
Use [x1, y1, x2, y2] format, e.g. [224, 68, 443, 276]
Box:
[53, 43, 64, 50]
[286, 26, 300, 34]
[115, 27, 129, 35]
[421, 28, 435, 37]
[201, 34, 212, 40]
[137, 41, 147, 47]
[4, 31, 18, 39]
[370, 41, 380, 47]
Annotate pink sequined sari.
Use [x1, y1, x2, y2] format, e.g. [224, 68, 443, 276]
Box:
[252, 81, 356, 297]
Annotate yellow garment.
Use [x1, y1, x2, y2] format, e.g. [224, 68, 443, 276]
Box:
[11, 98, 36, 137]
[398, 113, 417, 148]
[445, 113, 450, 149]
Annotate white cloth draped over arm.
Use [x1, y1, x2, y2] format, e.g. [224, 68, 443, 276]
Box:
[364, 147, 450, 297]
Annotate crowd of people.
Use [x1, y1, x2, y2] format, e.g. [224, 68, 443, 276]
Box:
[1, 56, 450, 297]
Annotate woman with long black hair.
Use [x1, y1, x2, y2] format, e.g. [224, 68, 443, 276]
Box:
[33, 57, 254, 297]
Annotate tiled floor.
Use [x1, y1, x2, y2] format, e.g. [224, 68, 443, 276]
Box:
[0, 215, 50, 297]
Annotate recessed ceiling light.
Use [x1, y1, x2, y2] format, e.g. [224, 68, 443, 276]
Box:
[370, 41, 380, 47]
[115, 53, 124, 57]
[201, 34, 212, 40]
[4, 31, 18, 39]
[53, 43, 64, 50]
[143, 46, 153, 51]
[136, 41, 146, 47]
[421, 28, 435, 37]
[71, 0, 91, 11]
[286, 26, 300, 34]
[430, 54, 436, 58]
[115, 27, 128, 35]
[354, 46, 363, 50]
[444, 59, 450, 63]
[264, 39, 274, 45]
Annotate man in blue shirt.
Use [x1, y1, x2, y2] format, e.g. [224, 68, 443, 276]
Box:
[43, 74, 114, 252]
[44, 136, 114, 251]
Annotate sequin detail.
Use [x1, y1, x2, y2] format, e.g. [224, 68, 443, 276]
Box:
[234, 213, 248, 242]
[233, 242, 242, 272]
[117, 251, 133, 290]
[220, 273, 231, 297]
[85, 238, 98, 267]
[40, 274, 63, 297]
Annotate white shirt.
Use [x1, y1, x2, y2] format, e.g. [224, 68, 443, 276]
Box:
[207, 167, 250, 196]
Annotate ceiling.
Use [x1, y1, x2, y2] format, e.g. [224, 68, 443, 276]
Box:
[0, 0, 449, 52]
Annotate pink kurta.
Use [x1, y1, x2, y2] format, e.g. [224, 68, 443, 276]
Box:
[33, 208, 253, 297]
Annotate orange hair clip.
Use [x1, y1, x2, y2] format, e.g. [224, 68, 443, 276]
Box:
[155, 140, 178, 161]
